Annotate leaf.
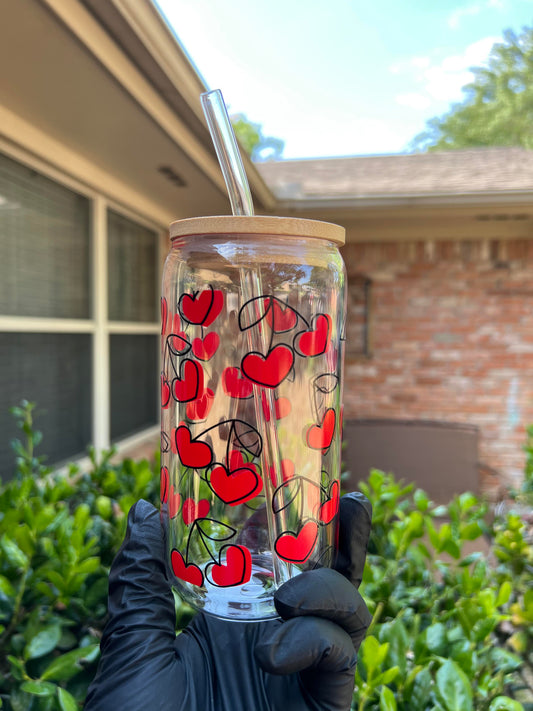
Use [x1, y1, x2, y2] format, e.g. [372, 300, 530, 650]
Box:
[238, 296, 271, 331]
[435, 660, 473, 711]
[380, 686, 397, 711]
[272, 478, 303, 514]
[41, 643, 100, 681]
[488, 696, 525, 711]
[407, 667, 432, 711]
[379, 619, 408, 676]
[0, 534, 29, 568]
[460, 521, 483, 540]
[0, 574, 16, 600]
[495, 580, 512, 607]
[193, 518, 237, 542]
[7, 655, 26, 681]
[57, 687, 78, 711]
[360, 635, 383, 676]
[24, 624, 62, 660]
[425, 622, 446, 655]
[20, 680, 57, 697]
[75, 557, 101, 575]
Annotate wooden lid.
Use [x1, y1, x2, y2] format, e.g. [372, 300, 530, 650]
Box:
[169, 215, 345, 245]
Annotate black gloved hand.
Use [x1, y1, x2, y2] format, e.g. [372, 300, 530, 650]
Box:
[85, 493, 372, 711]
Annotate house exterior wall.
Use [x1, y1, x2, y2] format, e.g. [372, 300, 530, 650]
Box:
[342, 237, 533, 495]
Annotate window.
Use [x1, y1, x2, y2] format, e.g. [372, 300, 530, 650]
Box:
[0, 150, 161, 479]
[0, 153, 91, 318]
[345, 275, 372, 358]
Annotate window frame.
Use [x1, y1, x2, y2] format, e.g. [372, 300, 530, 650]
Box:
[0, 140, 166, 464]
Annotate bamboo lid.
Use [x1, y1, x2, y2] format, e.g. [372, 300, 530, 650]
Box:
[169, 215, 345, 245]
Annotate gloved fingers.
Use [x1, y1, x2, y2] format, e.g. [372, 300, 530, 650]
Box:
[85, 501, 180, 710]
[274, 567, 371, 651]
[255, 616, 356, 711]
[334, 491, 372, 589]
[99, 499, 177, 653]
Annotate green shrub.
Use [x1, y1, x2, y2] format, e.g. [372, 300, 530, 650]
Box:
[355, 469, 532, 711]
[0, 402, 160, 710]
[0, 402, 531, 710]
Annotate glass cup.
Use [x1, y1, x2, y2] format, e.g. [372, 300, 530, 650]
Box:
[160, 216, 346, 620]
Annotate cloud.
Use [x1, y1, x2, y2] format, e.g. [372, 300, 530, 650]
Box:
[393, 35, 500, 108]
[448, 0, 505, 29]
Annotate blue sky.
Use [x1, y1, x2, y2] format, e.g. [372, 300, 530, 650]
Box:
[155, 0, 533, 159]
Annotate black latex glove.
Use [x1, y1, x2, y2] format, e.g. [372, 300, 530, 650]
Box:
[85, 493, 372, 711]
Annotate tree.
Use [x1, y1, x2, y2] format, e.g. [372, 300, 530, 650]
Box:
[231, 113, 284, 162]
[410, 26, 533, 152]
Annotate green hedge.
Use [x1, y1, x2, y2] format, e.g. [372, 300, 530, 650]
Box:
[0, 402, 531, 710]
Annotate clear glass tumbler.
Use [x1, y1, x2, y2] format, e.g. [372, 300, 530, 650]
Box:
[160, 216, 346, 620]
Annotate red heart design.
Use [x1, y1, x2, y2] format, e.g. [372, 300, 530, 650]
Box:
[261, 392, 292, 422]
[172, 359, 204, 403]
[182, 497, 210, 525]
[266, 299, 298, 332]
[186, 388, 215, 421]
[306, 408, 336, 453]
[241, 345, 294, 389]
[179, 288, 223, 327]
[222, 366, 253, 399]
[160, 465, 169, 503]
[168, 484, 181, 519]
[275, 397, 291, 420]
[161, 375, 171, 409]
[192, 332, 220, 361]
[171, 549, 203, 587]
[275, 521, 319, 564]
[295, 314, 332, 357]
[209, 460, 263, 506]
[319, 480, 340, 525]
[174, 426, 213, 469]
[269, 458, 295, 487]
[206, 544, 252, 587]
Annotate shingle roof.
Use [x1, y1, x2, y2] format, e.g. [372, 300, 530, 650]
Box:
[256, 148, 533, 201]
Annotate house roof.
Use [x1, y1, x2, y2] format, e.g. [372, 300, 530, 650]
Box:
[257, 148, 533, 202]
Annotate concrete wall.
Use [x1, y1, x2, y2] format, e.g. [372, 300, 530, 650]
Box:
[341, 237, 533, 495]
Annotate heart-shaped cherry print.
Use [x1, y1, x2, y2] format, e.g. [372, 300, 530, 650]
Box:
[179, 288, 223, 327]
[186, 388, 215, 421]
[222, 366, 253, 399]
[306, 408, 336, 453]
[261, 392, 292, 422]
[160, 465, 169, 503]
[171, 549, 203, 587]
[172, 359, 204, 403]
[182, 497, 210, 525]
[241, 345, 294, 389]
[168, 484, 181, 519]
[161, 375, 171, 409]
[295, 314, 332, 357]
[269, 459, 295, 487]
[192, 332, 220, 361]
[174, 425, 213, 469]
[209, 461, 263, 506]
[266, 299, 298, 333]
[206, 544, 252, 587]
[319, 480, 340, 525]
[275, 397, 291, 419]
[275, 521, 319, 564]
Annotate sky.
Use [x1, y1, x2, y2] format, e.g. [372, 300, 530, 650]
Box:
[155, 0, 533, 160]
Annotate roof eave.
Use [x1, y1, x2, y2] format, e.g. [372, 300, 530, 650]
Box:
[276, 189, 533, 213]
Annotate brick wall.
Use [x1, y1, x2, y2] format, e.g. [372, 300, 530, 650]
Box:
[341, 238, 533, 493]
